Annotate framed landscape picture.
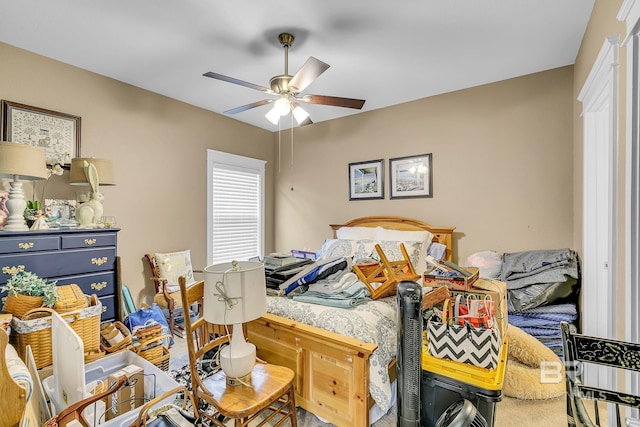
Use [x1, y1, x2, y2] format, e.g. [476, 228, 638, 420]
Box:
[348, 159, 384, 200]
[1, 100, 81, 166]
[389, 153, 432, 199]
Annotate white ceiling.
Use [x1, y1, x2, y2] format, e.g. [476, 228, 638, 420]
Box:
[0, 1, 594, 131]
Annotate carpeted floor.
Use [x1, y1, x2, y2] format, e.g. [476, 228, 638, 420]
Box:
[168, 337, 567, 426]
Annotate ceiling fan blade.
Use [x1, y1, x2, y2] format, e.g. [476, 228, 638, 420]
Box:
[302, 94, 366, 110]
[224, 99, 273, 114]
[289, 57, 330, 93]
[203, 71, 272, 93]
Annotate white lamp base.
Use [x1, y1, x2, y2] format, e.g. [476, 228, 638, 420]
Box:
[4, 178, 29, 232]
[220, 323, 256, 381]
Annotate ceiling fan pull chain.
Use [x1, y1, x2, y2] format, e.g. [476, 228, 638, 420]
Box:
[290, 114, 295, 191]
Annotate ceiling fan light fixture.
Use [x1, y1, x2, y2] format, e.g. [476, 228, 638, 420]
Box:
[265, 107, 281, 125]
[274, 97, 290, 116]
[292, 105, 309, 124]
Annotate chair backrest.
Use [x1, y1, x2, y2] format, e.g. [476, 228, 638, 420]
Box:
[178, 276, 230, 397]
[561, 321, 640, 426]
[144, 253, 163, 293]
[146, 251, 195, 293]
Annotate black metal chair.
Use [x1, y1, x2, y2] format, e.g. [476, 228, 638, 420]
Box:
[560, 321, 640, 426]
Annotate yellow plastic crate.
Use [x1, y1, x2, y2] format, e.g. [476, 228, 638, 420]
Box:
[421, 333, 508, 391]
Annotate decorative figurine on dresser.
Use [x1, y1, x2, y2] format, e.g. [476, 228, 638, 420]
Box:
[0, 228, 120, 322]
[69, 157, 114, 229]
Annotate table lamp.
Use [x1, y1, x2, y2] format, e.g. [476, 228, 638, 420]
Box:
[69, 157, 114, 227]
[203, 260, 266, 383]
[0, 142, 48, 231]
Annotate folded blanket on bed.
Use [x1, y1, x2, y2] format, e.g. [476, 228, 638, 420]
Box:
[291, 281, 372, 308]
[266, 295, 397, 411]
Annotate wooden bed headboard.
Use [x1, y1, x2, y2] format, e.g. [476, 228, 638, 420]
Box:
[329, 215, 455, 262]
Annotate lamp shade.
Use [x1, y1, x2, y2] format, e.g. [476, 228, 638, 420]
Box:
[69, 157, 115, 185]
[203, 261, 266, 325]
[0, 141, 47, 180]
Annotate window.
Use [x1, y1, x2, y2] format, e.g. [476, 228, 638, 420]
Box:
[207, 150, 265, 265]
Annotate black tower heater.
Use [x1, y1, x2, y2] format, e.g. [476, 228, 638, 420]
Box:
[397, 280, 423, 427]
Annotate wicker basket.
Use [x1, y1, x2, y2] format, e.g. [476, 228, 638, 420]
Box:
[54, 284, 88, 313]
[100, 321, 132, 353]
[133, 334, 171, 371]
[148, 345, 170, 372]
[133, 323, 162, 342]
[10, 296, 102, 369]
[2, 294, 44, 319]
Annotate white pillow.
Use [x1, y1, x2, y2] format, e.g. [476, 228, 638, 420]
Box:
[335, 226, 377, 240]
[375, 228, 434, 244]
[319, 237, 428, 274]
[318, 239, 357, 260]
[377, 240, 426, 274]
[375, 228, 434, 273]
[154, 249, 194, 291]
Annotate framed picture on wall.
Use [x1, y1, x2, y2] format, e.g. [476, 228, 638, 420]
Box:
[348, 159, 384, 200]
[389, 153, 432, 199]
[1, 100, 81, 166]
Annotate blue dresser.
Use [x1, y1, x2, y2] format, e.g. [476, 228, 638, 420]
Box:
[0, 228, 120, 322]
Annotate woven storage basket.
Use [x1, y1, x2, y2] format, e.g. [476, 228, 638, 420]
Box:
[100, 321, 132, 353]
[148, 345, 170, 372]
[10, 296, 102, 369]
[84, 349, 106, 363]
[133, 334, 171, 371]
[133, 322, 162, 343]
[2, 294, 44, 319]
[54, 284, 88, 313]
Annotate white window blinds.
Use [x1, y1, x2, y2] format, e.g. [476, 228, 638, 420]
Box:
[207, 150, 265, 265]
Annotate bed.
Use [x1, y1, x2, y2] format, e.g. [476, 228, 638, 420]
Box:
[246, 216, 455, 427]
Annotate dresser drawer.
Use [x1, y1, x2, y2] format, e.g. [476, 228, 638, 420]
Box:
[99, 295, 116, 321]
[56, 271, 115, 298]
[61, 233, 117, 249]
[0, 248, 117, 283]
[0, 235, 60, 255]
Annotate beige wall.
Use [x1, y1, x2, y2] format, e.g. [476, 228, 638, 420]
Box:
[274, 66, 575, 265]
[573, 0, 628, 336]
[0, 42, 275, 307]
[0, 40, 581, 313]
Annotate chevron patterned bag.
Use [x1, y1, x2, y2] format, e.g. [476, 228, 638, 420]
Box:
[427, 300, 501, 369]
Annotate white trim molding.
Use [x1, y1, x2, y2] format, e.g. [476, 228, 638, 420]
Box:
[579, 35, 620, 411]
[620, 0, 640, 421]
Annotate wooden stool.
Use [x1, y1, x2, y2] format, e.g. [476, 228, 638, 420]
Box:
[353, 243, 420, 299]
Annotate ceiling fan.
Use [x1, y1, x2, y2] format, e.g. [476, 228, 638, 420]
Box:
[203, 32, 366, 127]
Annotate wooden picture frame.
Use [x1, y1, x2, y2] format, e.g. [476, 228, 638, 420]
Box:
[1, 100, 81, 166]
[389, 153, 433, 199]
[348, 159, 384, 200]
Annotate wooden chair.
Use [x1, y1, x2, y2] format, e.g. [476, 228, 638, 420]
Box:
[353, 243, 420, 299]
[43, 376, 128, 427]
[145, 252, 198, 336]
[561, 321, 640, 426]
[178, 276, 298, 427]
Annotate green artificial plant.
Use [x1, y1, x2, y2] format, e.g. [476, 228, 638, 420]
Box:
[1, 270, 59, 307]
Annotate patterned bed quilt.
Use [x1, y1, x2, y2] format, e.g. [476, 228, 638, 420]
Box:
[266, 294, 397, 411]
